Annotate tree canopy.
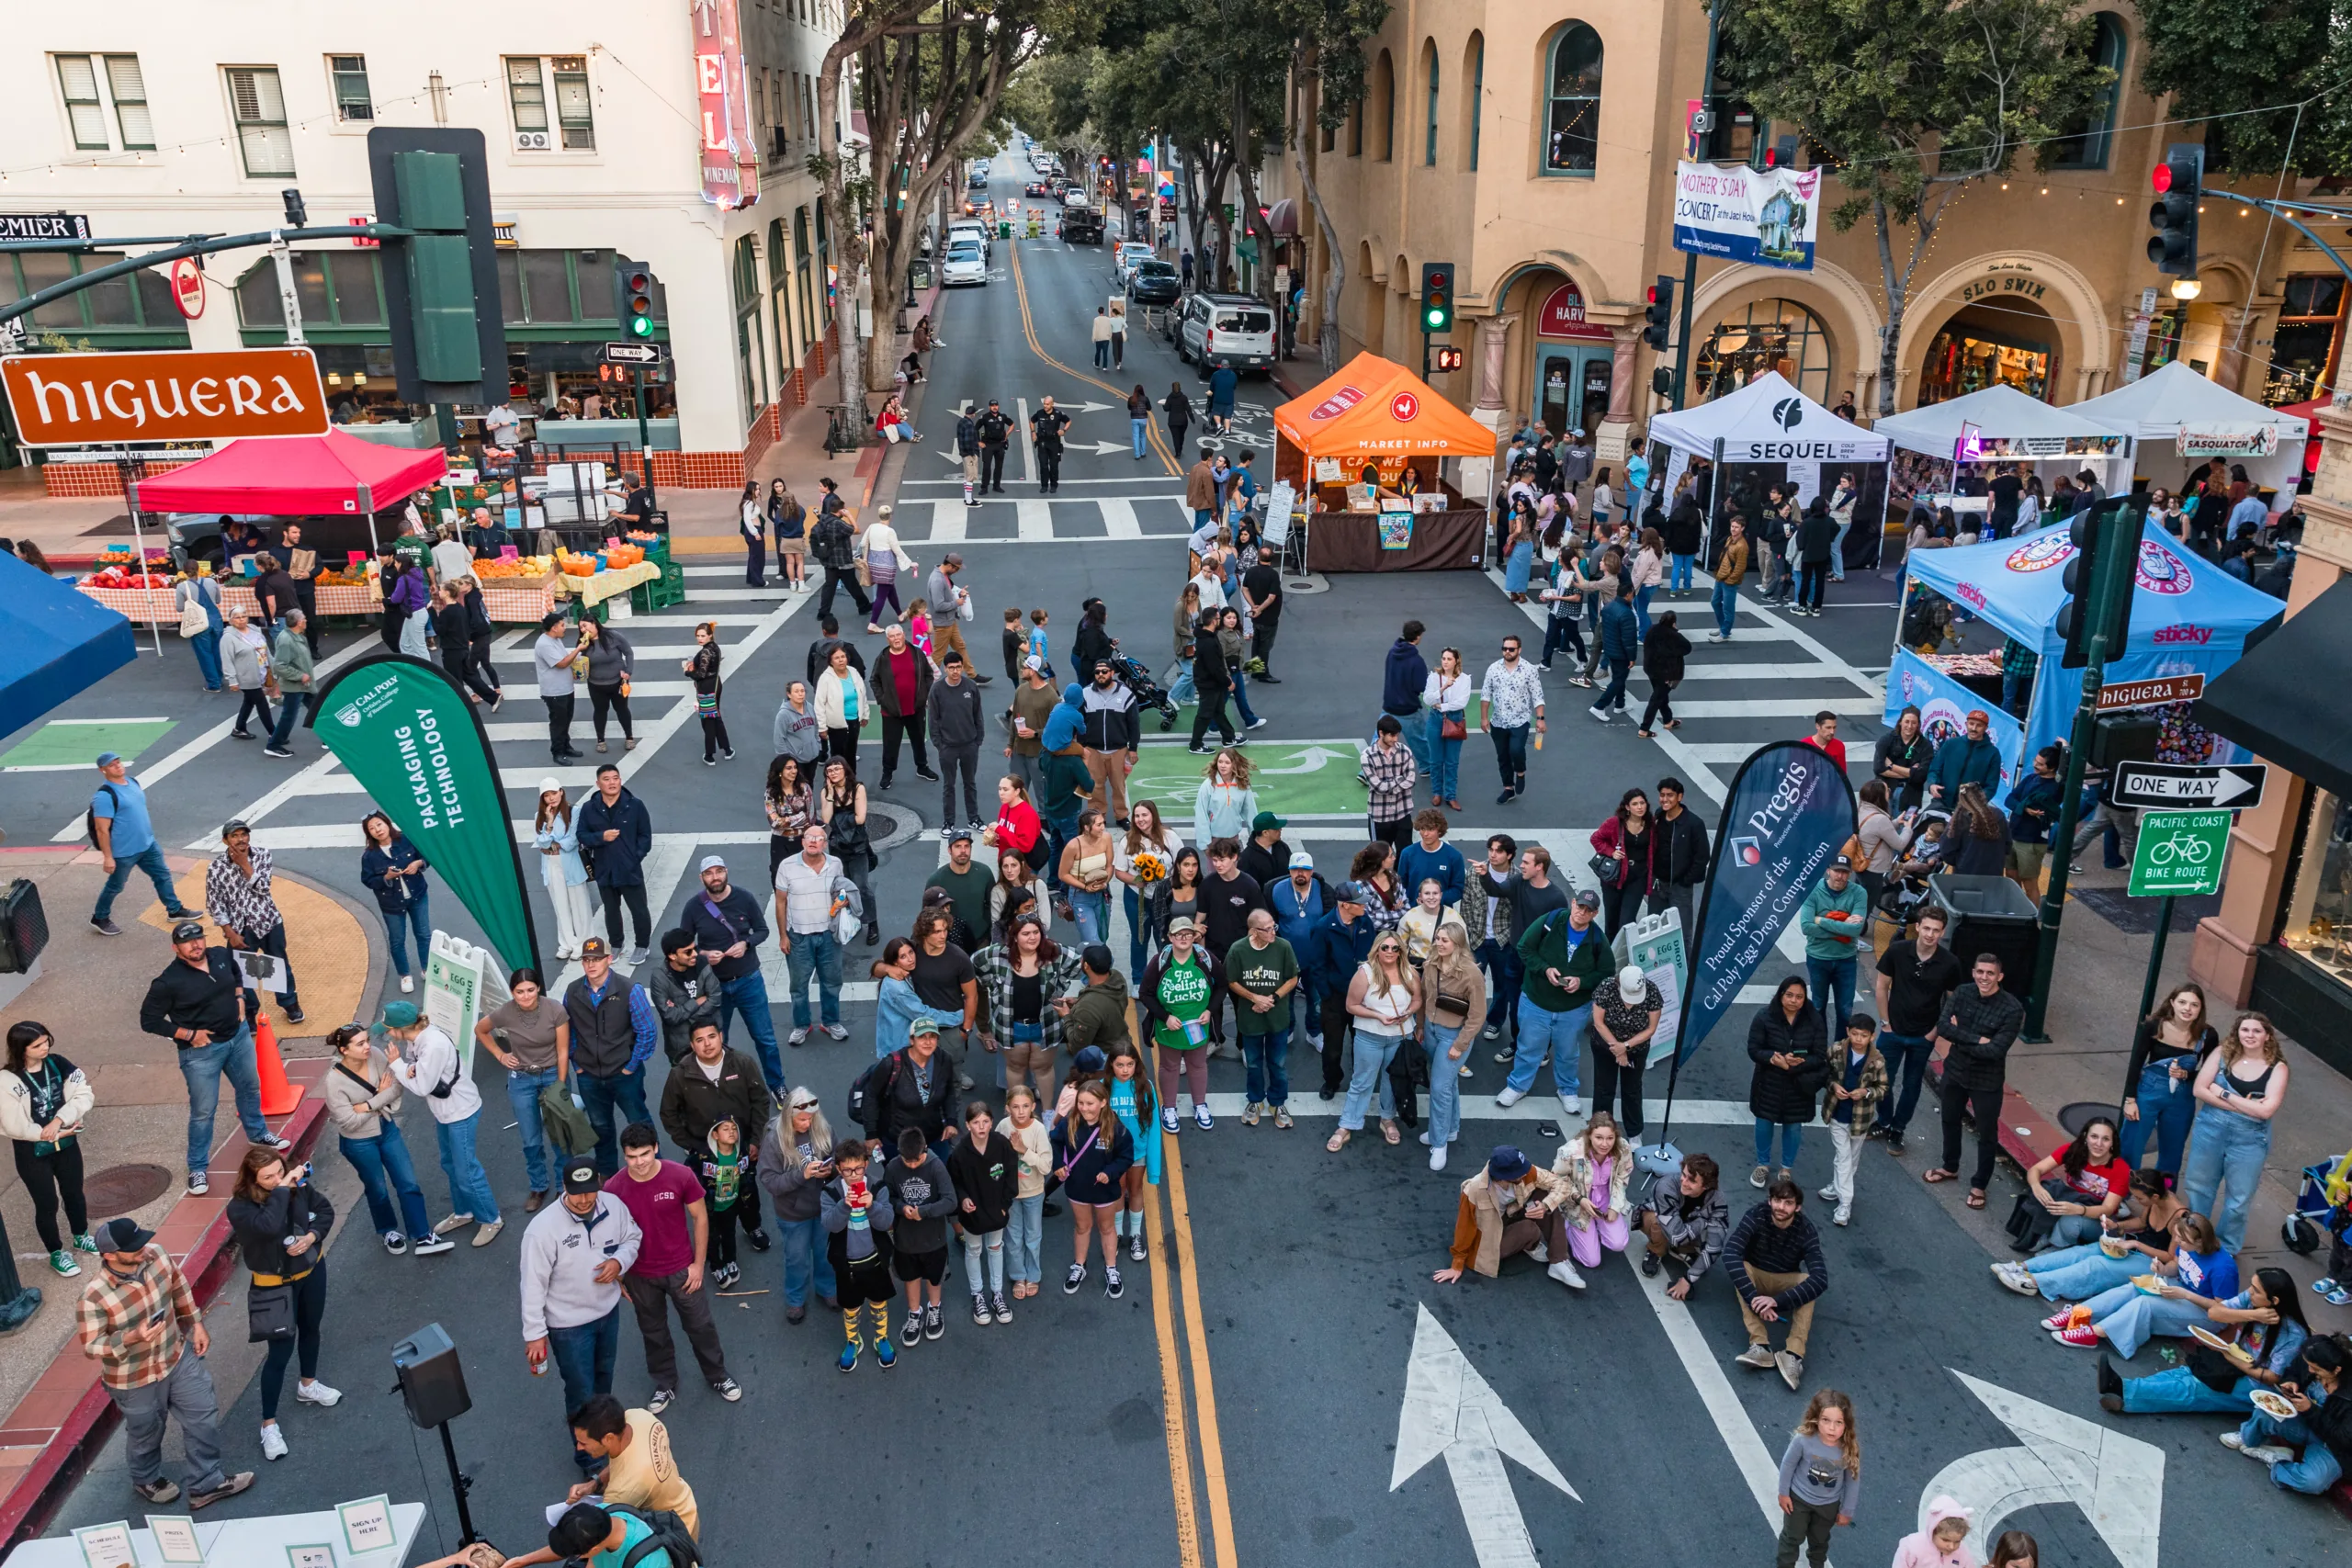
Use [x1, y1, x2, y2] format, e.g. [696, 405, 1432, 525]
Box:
[2134, 0, 2352, 175]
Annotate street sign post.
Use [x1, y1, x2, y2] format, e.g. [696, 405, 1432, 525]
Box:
[599, 342, 664, 366]
[1, 347, 328, 446]
[2110, 760, 2267, 811]
[2097, 672, 2204, 712]
[2128, 808, 2230, 898]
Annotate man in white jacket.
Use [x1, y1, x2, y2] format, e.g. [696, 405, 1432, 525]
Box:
[522, 1156, 642, 1473]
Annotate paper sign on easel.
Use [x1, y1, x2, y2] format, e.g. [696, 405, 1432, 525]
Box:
[147, 1517, 205, 1565]
[73, 1522, 135, 1568]
[338, 1495, 397, 1556]
[423, 932, 510, 1078]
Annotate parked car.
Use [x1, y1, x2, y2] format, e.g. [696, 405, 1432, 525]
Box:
[1177, 292, 1278, 376]
[940, 242, 989, 287]
[1113, 243, 1156, 286]
[1058, 201, 1103, 244]
[1126, 259, 1182, 307]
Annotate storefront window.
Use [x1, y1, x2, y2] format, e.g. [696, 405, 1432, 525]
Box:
[2264, 274, 2345, 406]
[2278, 787, 2352, 989]
[1696, 298, 1831, 403]
[768, 218, 797, 373]
[1918, 321, 2052, 403]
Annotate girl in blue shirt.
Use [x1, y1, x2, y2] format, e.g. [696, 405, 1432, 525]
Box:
[2108, 1264, 2310, 1416]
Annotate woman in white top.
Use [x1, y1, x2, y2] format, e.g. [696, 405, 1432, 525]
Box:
[1113, 801, 1183, 982]
[1331, 931, 1419, 1151]
[429, 526, 473, 590]
[859, 505, 915, 633]
[1189, 554, 1228, 615]
[378, 1004, 503, 1246]
[531, 780, 594, 960]
[738, 480, 768, 589]
[1422, 647, 1474, 812]
[1591, 467, 1616, 527]
[812, 643, 873, 764]
[2016, 477, 2044, 534]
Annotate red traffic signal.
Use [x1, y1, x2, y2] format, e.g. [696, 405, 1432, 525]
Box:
[1431, 346, 1464, 373]
[2152, 164, 2173, 194]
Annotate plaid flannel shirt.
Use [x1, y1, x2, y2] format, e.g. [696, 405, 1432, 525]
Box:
[970, 944, 1083, 1047]
[76, 1246, 198, 1390]
[1363, 740, 1417, 825]
[206, 847, 283, 939]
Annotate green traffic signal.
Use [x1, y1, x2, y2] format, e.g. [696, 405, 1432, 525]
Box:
[1425, 307, 1444, 329]
[629, 315, 653, 338]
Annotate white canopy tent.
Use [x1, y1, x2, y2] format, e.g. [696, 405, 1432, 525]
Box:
[1642, 370, 1894, 567]
[2073, 359, 2308, 500]
[1876, 382, 2132, 480]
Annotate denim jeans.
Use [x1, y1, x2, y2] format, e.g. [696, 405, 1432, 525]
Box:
[267, 689, 313, 750]
[576, 1070, 652, 1178]
[2084, 1280, 2209, 1358]
[777, 1213, 838, 1309]
[1131, 417, 1148, 457]
[2026, 1242, 2141, 1303]
[1340, 1032, 1404, 1129]
[1754, 1118, 1804, 1168]
[1007, 1193, 1045, 1281]
[235, 920, 300, 1017]
[718, 970, 785, 1089]
[548, 1305, 620, 1469]
[2119, 1060, 2197, 1176]
[1240, 1026, 1291, 1107]
[1670, 552, 1695, 591]
[1505, 998, 1589, 1098]
[962, 1227, 1007, 1293]
[1124, 886, 1156, 983]
[177, 1027, 272, 1178]
[96, 842, 187, 923]
[2050, 1214, 2106, 1247]
[1490, 724, 1530, 795]
[434, 1110, 501, 1224]
[1231, 670, 1261, 727]
[1069, 888, 1110, 947]
[504, 1066, 561, 1195]
[783, 930, 844, 1027]
[338, 1123, 432, 1240]
[1426, 711, 1464, 803]
[381, 891, 434, 978]
[2120, 1366, 2256, 1416]
[189, 626, 224, 690]
[1805, 956, 1856, 1034]
[1875, 1031, 1933, 1134]
[1478, 941, 1523, 1033]
[1391, 709, 1432, 774]
[1633, 585, 1655, 639]
[1711, 580, 1739, 638]
[2237, 1411, 2346, 1494]
[2181, 1104, 2271, 1255]
[1425, 1021, 1464, 1149]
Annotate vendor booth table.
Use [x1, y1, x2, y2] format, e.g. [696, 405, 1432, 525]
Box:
[2073, 358, 2308, 507]
[1874, 384, 2132, 522]
[1272, 354, 1498, 571]
[129, 427, 450, 559]
[1640, 370, 1891, 569]
[1887, 520, 2281, 804]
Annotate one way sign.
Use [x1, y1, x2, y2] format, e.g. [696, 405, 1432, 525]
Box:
[2111, 761, 2268, 811]
[599, 341, 664, 366]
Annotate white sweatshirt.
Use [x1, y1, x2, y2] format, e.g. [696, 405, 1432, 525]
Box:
[519, 1192, 642, 1339]
[387, 1025, 482, 1124]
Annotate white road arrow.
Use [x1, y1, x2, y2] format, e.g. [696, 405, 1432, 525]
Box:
[1921, 1370, 2165, 1568]
[1251, 743, 1361, 775]
[1080, 440, 1134, 456]
[1065, 400, 1115, 413]
[1392, 1304, 1578, 1568]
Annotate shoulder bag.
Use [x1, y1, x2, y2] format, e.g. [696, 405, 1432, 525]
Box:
[247, 1280, 297, 1342]
[176, 589, 211, 638]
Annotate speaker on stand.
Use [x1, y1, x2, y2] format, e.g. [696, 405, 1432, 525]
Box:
[392, 1323, 480, 1545]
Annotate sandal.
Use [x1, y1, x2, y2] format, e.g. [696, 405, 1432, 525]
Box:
[1326, 1129, 1351, 1153]
[1966, 1189, 1987, 1209]
[1381, 1119, 1401, 1145]
[1635, 728, 1655, 739]
[1922, 1168, 1957, 1184]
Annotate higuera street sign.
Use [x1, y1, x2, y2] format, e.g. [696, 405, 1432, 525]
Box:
[1, 347, 329, 446]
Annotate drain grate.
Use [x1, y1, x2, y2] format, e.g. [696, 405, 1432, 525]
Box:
[82, 1163, 175, 1215]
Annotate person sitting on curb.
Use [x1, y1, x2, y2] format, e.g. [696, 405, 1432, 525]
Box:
[1636, 1152, 1728, 1300]
[1430, 1145, 1581, 1291]
[1726, 1178, 1829, 1390]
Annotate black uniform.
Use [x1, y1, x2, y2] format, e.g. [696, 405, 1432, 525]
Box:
[976, 406, 1012, 492]
[1031, 405, 1070, 492]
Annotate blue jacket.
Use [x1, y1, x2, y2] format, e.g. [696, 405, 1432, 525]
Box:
[1382, 640, 1430, 716]
[1600, 599, 1640, 663]
[1397, 841, 1465, 908]
[1268, 874, 1330, 952]
[1924, 735, 2002, 807]
[576, 787, 654, 887]
[1208, 365, 1239, 409]
[1301, 908, 1376, 997]
[358, 836, 430, 916]
[1041, 682, 1086, 754]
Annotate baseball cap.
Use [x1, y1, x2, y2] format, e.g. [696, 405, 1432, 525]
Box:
[1070, 1045, 1108, 1075]
[1334, 881, 1367, 907]
[370, 1000, 421, 1035]
[537, 775, 564, 795]
[909, 1014, 942, 1039]
[220, 818, 251, 838]
[943, 552, 964, 567]
[580, 937, 612, 961]
[1573, 888, 1602, 910]
[946, 826, 975, 844]
[1023, 654, 1045, 671]
[170, 919, 207, 943]
[96, 751, 121, 768]
[877, 503, 893, 519]
[1487, 1145, 1532, 1182]
[1964, 707, 1990, 724]
[1830, 854, 1853, 871]
[93, 1216, 154, 1254]
[1165, 915, 1197, 936]
[698, 854, 729, 873]
[561, 1157, 603, 1195]
[1288, 851, 1315, 871]
[1618, 964, 1647, 1002]
[1251, 810, 1286, 832]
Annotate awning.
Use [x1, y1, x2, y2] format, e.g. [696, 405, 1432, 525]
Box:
[1266, 199, 1300, 237]
[1646, 370, 1888, 463]
[0, 551, 137, 739]
[2195, 578, 2347, 795]
[1272, 353, 1496, 463]
[129, 428, 447, 516]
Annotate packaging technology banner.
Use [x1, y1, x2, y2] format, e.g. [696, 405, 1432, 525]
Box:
[309, 655, 541, 975]
[1679, 741, 1857, 1062]
[1672, 161, 1821, 271]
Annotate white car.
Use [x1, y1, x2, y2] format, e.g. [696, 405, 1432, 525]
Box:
[941, 243, 988, 286]
[1114, 243, 1156, 285]
[945, 220, 990, 258]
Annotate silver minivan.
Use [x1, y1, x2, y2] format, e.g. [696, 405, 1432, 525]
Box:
[1177, 293, 1278, 376]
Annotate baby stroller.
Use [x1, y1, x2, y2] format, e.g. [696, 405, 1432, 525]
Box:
[1112, 649, 1182, 732]
[2284, 1147, 2351, 1253]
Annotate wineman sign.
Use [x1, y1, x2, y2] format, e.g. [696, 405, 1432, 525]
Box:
[0, 346, 329, 446]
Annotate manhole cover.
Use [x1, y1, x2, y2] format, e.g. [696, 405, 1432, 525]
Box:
[83, 1163, 175, 1214]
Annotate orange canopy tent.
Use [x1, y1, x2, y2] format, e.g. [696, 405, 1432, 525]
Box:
[1271, 354, 1497, 571]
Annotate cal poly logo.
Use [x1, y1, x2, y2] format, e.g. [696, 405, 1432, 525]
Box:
[334, 703, 366, 728]
[2135, 539, 2194, 594]
[1771, 397, 1804, 431]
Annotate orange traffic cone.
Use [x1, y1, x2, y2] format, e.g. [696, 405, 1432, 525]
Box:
[254, 1012, 301, 1117]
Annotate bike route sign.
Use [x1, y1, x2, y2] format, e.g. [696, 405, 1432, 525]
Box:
[2128, 808, 2231, 898]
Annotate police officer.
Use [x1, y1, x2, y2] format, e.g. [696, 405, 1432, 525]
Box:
[976, 399, 1012, 494]
[1031, 396, 1070, 494]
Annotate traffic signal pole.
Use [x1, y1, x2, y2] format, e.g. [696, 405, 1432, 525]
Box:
[1671, 3, 1725, 409]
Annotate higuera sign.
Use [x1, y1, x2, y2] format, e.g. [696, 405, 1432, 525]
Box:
[1, 347, 328, 446]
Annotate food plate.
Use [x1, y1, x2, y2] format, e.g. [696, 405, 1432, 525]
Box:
[2189, 1325, 2253, 1360]
[2098, 1235, 2130, 1258]
[2250, 1388, 2296, 1421]
[2131, 1273, 2166, 1295]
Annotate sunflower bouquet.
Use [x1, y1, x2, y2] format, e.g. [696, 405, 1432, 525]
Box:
[1132, 850, 1169, 883]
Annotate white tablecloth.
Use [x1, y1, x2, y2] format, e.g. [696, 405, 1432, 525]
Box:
[4, 1501, 427, 1568]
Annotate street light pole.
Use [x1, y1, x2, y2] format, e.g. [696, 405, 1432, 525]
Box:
[1672, 3, 1726, 409]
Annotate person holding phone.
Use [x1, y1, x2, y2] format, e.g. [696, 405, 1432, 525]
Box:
[225, 1145, 341, 1461]
[757, 1088, 840, 1325]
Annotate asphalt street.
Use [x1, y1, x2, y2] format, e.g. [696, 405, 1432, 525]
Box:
[20, 154, 2346, 1566]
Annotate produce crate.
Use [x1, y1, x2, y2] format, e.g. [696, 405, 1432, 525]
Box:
[633, 561, 685, 614]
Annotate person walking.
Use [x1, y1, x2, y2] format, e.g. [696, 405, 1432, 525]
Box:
[1589, 586, 1639, 722]
[1480, 633, 1544, 805]
[261, 611, 315, 759]
[1031, 396, 1070, 492]
[140, 920, 284, 1197]
[858, 505, 912, 632]
[1923, 953, 2025, 1209]
[206, 819, 303, 1026]
[377, 1001, 503, 1247]
[1125, 383, 1152, 460]
[1207, 362, 1238, 436]
[685, 622, 733, 765]
[808, 496, 871, 624]
[220, 602, 276, 743]
[75, 1216, 254, 1509]
[2, 1021, 97, 1276]
[174, 570, 227, 692]
[521, 1156, 642, 1472]
[1091, 307, 1115, 369]
[1634, 611, 1690, 739]
[88, 752, 197, 937]
[1164, 385, 1193, 461]
[578, 765, 655, 964]
[323, 1023, 445, 1256]
[534, 611, 582, 764]
[1186, 612, 1238, 751]
[774, 825, 862, 1044]
[580, 620, 638, 755]
[563, 940, 660, 1178]
[225, 1145, 343, 1461]
[607, 1123, 741, 1407]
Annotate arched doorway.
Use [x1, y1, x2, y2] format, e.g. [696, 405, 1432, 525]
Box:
[1695, 298, 1833, 403]
[1504, 266, 1612, 437]
[1917, 292, 2063, 404]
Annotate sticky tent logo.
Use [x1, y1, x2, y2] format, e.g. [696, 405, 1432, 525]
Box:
[2136, 539, 2194, 594]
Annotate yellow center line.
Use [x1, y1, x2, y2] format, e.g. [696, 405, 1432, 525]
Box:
[1143, 1179, 1206, 1568]
[1010, 236, 1182, 478]
[1162, 1132, 1239, 1568]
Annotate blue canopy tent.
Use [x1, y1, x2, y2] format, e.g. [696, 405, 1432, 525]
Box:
[0, 551, 138, 741]
[1885, 521, 2281, 803]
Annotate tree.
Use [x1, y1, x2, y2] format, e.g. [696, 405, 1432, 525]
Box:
[1711, 0, 2108, 414]
[2134, 0, 2352, 177]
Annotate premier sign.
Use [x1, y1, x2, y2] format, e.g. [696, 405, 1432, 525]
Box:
[1, 347, 329, 446]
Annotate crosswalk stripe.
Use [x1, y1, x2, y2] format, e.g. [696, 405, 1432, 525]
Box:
[932, 498, 967, 543]
[1099, 496, 1142, 538]
[1016, 498, 1053, 540]
[1634, 697, 1883, 719]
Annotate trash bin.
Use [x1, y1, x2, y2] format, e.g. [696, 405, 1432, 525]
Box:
[1927, 874, 2041, 1000]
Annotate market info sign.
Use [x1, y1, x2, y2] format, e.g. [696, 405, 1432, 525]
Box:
[1, 347, 328, 446]
[691, 0, 759, 210]
[1673, 161, 1820, 271]
[2179, 427, 2278, 458]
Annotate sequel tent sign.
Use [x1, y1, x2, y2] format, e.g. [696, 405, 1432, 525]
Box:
[2, 347, 329, 446]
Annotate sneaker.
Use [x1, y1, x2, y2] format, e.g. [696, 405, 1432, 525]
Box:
[1996, 1264, 2040, 1297]
[412, 1235, 456, 1257]
[1065, 1263, 1087, 1294]
[1161, 1107, 1180, 1134]
[1884, 1131, 1907, 1156]
[1774, 1168, 1792, 1187]
[2042, 1305, 2086, 1332]
[1734, 1344, 1778, 1370]
[1529, 1242, 1549, 1263]
[924, 1303, 944, 1340]
[400, 975, 415, 993]
[1750, 1165, 1770, 1188]
[90, 918, 123, 937]
[1777, 1351, 1805, 1390]
[133, 1480, 181, 1505]
[1640, 1250, 1661, 1277]
[991, 1291, 1012, 1324]
[1559, 1094, 1580, 1117]
[1194, 1103, 1214, 1130]
[1104, 1265, 1125, 1299]
[1189, 743, 1208, 754]
[1495, 1086, 1526, 1108]
[648, 1388, 675, 1415]
[2325, 1284, 2352, 1306]
[373, 1234, 401, 1259]
[789, 1027, 810, 1045]
[1481, 1023, 1501, 1041]
[713, 1378, 742, 1402]
[1273, 1107, 1294, 1129]
[188, 1473, 254, 1510]
[1241, 1101, 1262, 1126]
[1832, 1208, 1851, 1227]
[266, 1135, 293, 1153]
[1494, 1048, 1517, 1064]
[262, 746, 293, 759]
[295, 1380, 342, 1407]
[1819, 1186, 1840, 1203]
[838, 1342, 862, 1372]
[973, 1292, 993, 1325]
[823, 1024, 849, 1041]
[2052, 1323, 2101, 1348]
[875, 1337, 897, 1368]
[186, 1173, 209, 1196]
[1547, 1259, 1588, 1291]
[1430, 1145, 1448, 1171]
[472, 1220, 503, 1247]
[47, 1250, 79, 1277]
[626, 947, 650, 967]
[744, 1227, 770, 1252]
[432, 1213, 475, 1235]
[73, 1231, 100, 1255]
[2219, 1430, 2247, 1452]
[1588, 705, 1612, 722]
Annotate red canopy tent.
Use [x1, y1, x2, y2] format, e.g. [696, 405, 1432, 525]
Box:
[130, 428, 448, 556]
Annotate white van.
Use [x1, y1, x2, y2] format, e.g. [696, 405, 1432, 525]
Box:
[1177, 292, 1278, 377]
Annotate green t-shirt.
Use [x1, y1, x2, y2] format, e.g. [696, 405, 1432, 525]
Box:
[1225, 936, 1297, 1035]
[1151, 953, 1216, 1050]
[707, 1150, 741, 1211]
[924, 863, 996, 943]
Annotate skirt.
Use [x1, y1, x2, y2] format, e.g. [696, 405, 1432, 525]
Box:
[1504, 541, 1535, 593]
[776, 536, 806, 558]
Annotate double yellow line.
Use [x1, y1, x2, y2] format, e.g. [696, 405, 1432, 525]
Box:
[1009, 236, 1182, 478]
[1129, 1003, 1238, 1568]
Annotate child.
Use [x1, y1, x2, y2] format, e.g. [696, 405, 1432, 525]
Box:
[697, 1117, 751, 1291]
[1050, 1077, 1134, 1296]
[1891, 1497, 1976, 1568]
[1001, 607, 1025, 685]
[948, 1100, 1019, 1325]
[820, 1141, 897, 1371]
[1819, 1016, 1888, 1228]
[1027, 606, 1053, 680]
[906, 597, 938, 671]
[1774, 1388, 1860, 1568]
[881, 1127, 956, 1346]
[1104, 1043, 1163, 1261]
[1002, 1086, 1052, 1298]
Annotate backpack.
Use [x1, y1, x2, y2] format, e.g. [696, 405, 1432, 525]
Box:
[845, 1054, 901, 1140]
[85, 784, 121, 848]
[606, 1504, 700, 1568]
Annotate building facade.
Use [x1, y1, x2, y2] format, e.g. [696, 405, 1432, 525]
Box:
[2, 1, 848, 492]
[1282, 4, 2343, 471]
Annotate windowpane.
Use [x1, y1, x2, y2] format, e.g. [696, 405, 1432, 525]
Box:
[2048, 14, 2126, 170]
[494, 252, 525, 324]
[553, 57, 594, 150]
[82, 255, 135, 326]
[107, 55, 153, 148]
[508, 58, 548, 134]
[523, 249, 574, 321]
[332, 55, 373, 122]
[291, 253, 331, 323]
[237, 265, 284, 329]
[137, 266, 177, 326]
[575, 252, 615, 320]
[1425, 57, 1439, 166]
[56, 55, 107, 150]
[329, 252, 381, 323]
[22, 253, 83, 329]
[1544, 25, 1603, 175]
[228, 68, 294, 177]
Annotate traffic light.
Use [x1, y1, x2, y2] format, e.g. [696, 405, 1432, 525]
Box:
[367, 128, 507, 404]
[1431, 345, 1464, 373]
[1651, 366, 1675, 399]
[1643, 276, 1674, 352]
[2056, 493, 2145, 670]
[2148, 142, 2203, 277]
[615, 258, 658, 339]
[1420, 262, 1454, 333]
